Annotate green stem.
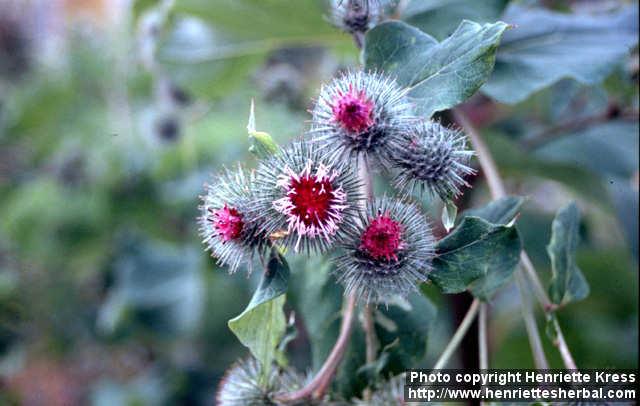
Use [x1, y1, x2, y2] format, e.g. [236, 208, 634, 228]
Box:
[433, 299, 481, 369]
[516, 271, 550, 369]
[453, 108, 561, 369]
[478, 303, 489, 369]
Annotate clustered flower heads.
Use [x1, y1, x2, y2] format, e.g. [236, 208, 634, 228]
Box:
[329, 0, 383, 34]
[216, 357, 305, 406]
[199, 166, 268, 273]
[310, 70, 416, 167]
[199, 69, 475, 305]
[335, 197, 434, 302]
[252, 141, 362, 254]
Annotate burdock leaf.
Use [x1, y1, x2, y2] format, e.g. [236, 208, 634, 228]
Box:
[483, 5, 639, 104]
[430, 216, 521, 300]
[464, 195, 525, 225]
[547, 202, 589, 306]
[401, 0, 509, 41]
[228, 248, 289, 381]
[364, 20, 508, 117]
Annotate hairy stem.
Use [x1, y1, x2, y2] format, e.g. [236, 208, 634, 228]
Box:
[433, 299, 481, 369]
[275, 293, 357, 403]
[452, 108, 575, 369]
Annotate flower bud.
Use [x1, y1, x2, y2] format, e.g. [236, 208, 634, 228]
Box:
[391, 121, 475, 201]
[330, 0, 383, 34]
[216, 357, 305, 406]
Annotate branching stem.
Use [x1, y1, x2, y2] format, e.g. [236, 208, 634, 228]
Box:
[452, 108, 577, 369]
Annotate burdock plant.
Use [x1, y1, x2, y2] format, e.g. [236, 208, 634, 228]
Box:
[195, 0, 596, 404]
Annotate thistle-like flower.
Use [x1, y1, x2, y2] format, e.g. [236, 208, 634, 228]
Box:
[253, 141, 362, 254]
[310, 70, 416, 168]
[216, 357, 305, 406]
[329, 0, 383, 34]
[390, 120, 475, 201]
[334, 197, 435, 303]
[199, 166, 267, 273]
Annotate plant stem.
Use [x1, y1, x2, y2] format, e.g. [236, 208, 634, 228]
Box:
[515, 271, 550, 369]
[521, 252, 558, 312]
[453, 110, 506, 199]
[275, 293, 357, 403]
[433, 299, 481, 369]
[452, 108, 575, 369]
[359, 156, 378, 400]
[363, 305, 379, 364]
[361, 304, 379, 401]
[552, 316, 577, 369]
[478, 304, 489, 370]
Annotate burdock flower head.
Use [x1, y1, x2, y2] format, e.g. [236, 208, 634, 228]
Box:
[199, 166, 267, 273]
[216, 357, 304, 406]
[335, 197, 435, 303]
[329, 0, 383, 35]
[391, 120, 475, 200]
[355, 374, 408, 406]
[253, 141, 362, 254]
[310, 70, 415, 167]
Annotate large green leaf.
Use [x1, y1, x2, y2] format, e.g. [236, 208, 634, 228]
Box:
[174, 0, 334, 39]
[364, 20, 508, 117]
[547, 202, 589, 306]
[228, 248, 289, 377]
[464, 195, 525, 225]
[483, 5, 639, 104]
[159, 1, 350, 100]
[532, 120, 638, 259]
[401, 0, 509, 41]
[430, 216, 521, 300]
[486, 132, 612, 210]
[534, 121, 639, 180]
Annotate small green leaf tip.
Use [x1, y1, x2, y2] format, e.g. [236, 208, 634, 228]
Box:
[247, 99, 278, 158]
[442, 200, 458, 232]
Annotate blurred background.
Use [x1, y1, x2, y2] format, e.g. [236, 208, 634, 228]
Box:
[0, 0, 638, 405]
